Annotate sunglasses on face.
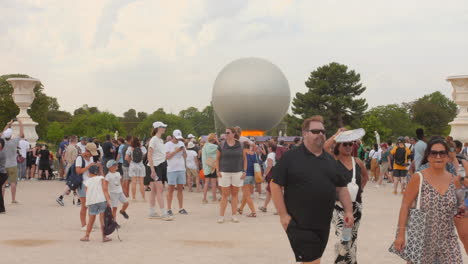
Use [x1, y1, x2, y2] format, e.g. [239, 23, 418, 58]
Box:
[307, 129, 326, 135]
[429, 150, 448, 158]
[225, 131, 231, 134]
[342, 142, 353, 147]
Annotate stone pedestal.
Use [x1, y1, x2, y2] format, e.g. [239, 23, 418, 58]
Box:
[447, 75, 468, 143]
[7, 78, 40, 146]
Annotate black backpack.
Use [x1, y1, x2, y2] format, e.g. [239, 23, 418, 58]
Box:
[132, 147, 143, 163]
[66, 156, 85, 191]
[104, 206, 121, 240]
[394, 147, 408, 166]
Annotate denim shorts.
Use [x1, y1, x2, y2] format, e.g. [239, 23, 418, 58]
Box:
[167, 170, 186, 186]
[110, 192, 128, 207]
[244, 176, 255, 185]
[88, 201, 107, 215]
[78, 183, 86, 198]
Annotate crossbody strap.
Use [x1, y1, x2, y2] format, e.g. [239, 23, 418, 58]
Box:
[416, 172, 424, 210]
[351, 157, 356, 184]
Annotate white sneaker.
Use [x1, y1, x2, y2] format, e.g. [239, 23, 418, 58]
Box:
[231, 216, 239, 223]
[148, 212, 161, 219]
[217, 216, 224, 224]
[81, 226, 87, 231]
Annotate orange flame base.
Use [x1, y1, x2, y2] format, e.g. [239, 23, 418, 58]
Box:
[241, 130, 265, 137]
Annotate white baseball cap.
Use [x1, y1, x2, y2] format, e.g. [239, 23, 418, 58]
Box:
[187, 142, 195, 149]
[173, 129, 183, 140]
[153, 121, 168, 128]
[2, 128, 12, 139]
[187, 134, 195, 139]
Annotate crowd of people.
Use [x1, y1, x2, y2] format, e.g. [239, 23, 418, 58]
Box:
[0, 116, 467, 263]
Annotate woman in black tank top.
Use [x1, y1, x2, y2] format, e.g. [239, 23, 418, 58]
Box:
[326, 140, 369, 264]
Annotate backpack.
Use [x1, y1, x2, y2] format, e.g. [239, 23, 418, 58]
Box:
[394, 147, 408, 166]
[104, 206, 121, 240]
[66, 156, 85, 191]
[132, 147, 143, 163]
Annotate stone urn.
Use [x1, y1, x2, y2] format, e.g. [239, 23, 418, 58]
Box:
[7, 78, 40, 146]
[447, 75, 468, 143]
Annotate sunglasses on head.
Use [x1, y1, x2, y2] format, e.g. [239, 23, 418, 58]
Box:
[307, 129, 326, 135]
[429, 150, 448, 158]
[342, 142, 353, 147]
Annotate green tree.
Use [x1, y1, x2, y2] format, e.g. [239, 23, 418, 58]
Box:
[47, 110, 72, 123]
[362, 104, 419, 141]
[63, 112, 125, 141]
[134, 109, 194, 141]
[410, 91, 457, 136]
[46, 121, 65, 144]
[292, 62, 368, 134]
[121, 108, 139, 135]
[178, 105, 215, 136]
[360, 113, 391, 145]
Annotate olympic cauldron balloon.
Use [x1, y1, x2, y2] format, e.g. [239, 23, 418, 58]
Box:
[212, 58, 291, 134]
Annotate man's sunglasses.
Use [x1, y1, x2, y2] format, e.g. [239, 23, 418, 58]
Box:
[429, 150, 448, 158]
[342, 142, 353, 147]
[306, 129, 326, 135]
[225, 131, 232, 134]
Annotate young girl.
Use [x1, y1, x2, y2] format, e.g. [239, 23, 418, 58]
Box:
[80, 164, 112, 242]
[105, 160, 129, 220]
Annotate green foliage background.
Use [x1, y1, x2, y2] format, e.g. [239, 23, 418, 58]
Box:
[1, 66, 459, 150]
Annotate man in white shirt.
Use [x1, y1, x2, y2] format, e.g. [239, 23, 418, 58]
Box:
[17, 137, 29, 181]
[165, 129, 188, 216]
[76, 137, 87, 154]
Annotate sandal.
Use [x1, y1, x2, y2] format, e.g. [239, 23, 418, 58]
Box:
[102, 237, 112, 243]
[259, 207, 267, 213]
[247, 213, 256, 217]
[237, 208, 243, 215]
[80, 236, 90, 242]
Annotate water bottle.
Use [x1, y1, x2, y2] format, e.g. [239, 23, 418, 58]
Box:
[342, 227, 352, 242]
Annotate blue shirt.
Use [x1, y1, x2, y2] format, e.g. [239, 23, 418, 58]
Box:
[58, 141, 69, 157]
[118, 144, 125, 164]
[246, 153, 257, 176]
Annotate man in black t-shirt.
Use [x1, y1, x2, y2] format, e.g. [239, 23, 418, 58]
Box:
[271, 115, 354, 264]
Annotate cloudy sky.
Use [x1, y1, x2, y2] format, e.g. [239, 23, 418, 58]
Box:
[1, 0, 468, 116]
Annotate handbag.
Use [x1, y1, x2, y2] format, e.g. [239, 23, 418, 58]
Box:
[254, 155, 263, 183]
[347, 157, 359, 202]
[388, 172, 427, 264]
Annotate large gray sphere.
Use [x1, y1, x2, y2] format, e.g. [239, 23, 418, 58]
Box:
[212, 57, 291, 131]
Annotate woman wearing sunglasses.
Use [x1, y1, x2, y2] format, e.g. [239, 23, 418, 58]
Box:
[325, 131, 368, 264]
[215, 127, 246, 223]
[393, 138, 464, 263]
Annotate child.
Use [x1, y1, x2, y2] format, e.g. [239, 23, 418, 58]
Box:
[80, 164, 112, 242]
[105, 159, 129, 220]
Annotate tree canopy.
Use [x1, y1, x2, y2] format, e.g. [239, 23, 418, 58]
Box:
[292, 62, 368, 134]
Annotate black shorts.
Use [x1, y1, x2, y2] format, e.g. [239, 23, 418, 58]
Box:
[286, 219, 330, 263]
[148, 161, 168, 183]
[393, 169, 408, 177]
[205, 170, 217, 179]
[118, 163, 123, 175]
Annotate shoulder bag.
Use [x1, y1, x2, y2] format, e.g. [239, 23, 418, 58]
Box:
[388, 172, 427, 264]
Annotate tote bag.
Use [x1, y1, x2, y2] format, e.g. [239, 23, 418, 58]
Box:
[347, 157, 359, 202]
[388, 172, 427, 264]
[254, 155, 263, 183]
